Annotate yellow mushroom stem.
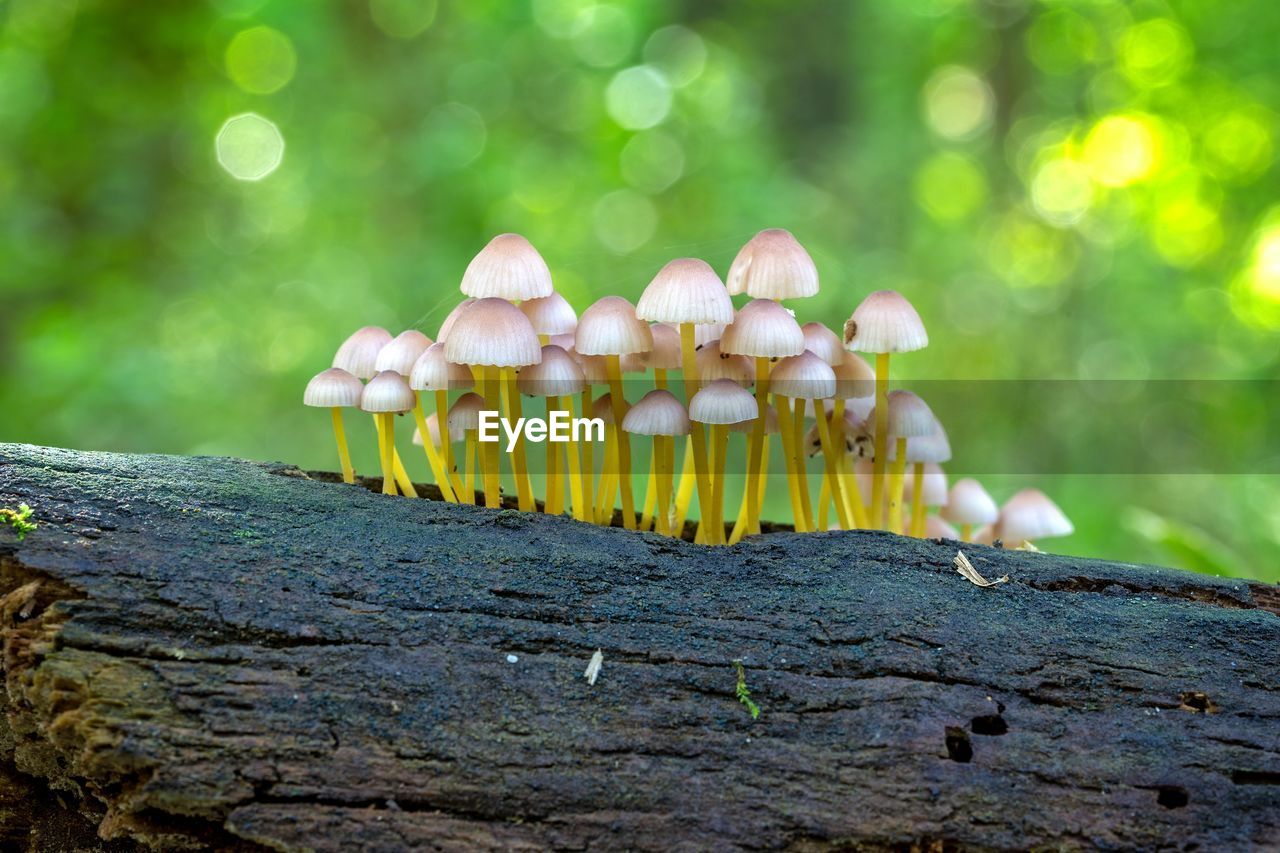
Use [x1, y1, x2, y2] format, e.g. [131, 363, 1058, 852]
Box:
[651, 436, 669, 536]
[887, 436, 908, 533]
[412, 398, 457, 503]
[480, 366, 503, 508]
[640, 454, 657, 531]
[579, 389, 594, 521]
[871, 352, 890, 529]
[378, 413, 395, 495]
[672, 436, 696, 533]
[560, 395, 587, 522]
[728, 439, 769, 545]
[832, 400, 868, 529]
[960, 523, 973, 542]
[654, 367, 667, 391]
[909, 463, 926, 537]
[773, 396, 808, 533]
[463, 430, 477, 504]
[744, 356, 769, 537]
[604, 355, 636, 529]
[435, 390, 464, 499]
[544, 396, 564, 516]
[371, 414, 418, 498]
[503, 367, 535, 512]
[330, 407, 355, 484]
[818, 477, 832, 530]
[678, 323, 714, 542]
[595, 427, 617, 525]
[710, 424, 731, 545]
[792, 401, 815, 532]
[813, 402, 852, 529]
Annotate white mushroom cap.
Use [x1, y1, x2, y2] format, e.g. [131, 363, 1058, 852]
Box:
[460, 233, 554, 301]
[333, 326, 393, 380]
[443, 297, 542, 368]
[304, 368, 364, 408]
[375, 330, 433, 376]
[360, 370, 416, 414]
[643, 323, 683, 371]
[548, 332, 576, 352]
[447, 392, 486, 432]
[437, 298, 476, 343]
[941, 478, 999, 527]
[801, 322, 843, 366]
[726, 229, 819, 300]
[834, 352, 876, 399]
[720, 299, 805, 359]
[769, 351, 836, 400]
[520, 291, 578, 336]
[621, 389, 691, 436]
[409, 342, 474, 392]
[575, 295, 653, 357]
[636, 258, 734, 325]
[517, 345, 586, 397]
[696, 341, 753, 387]
[901, 423, 951, 464]
[688, 378, 758, 425]
[412, 413, 442, 448]
[902, 462, 948, 506]
[843, 290, 928, 354]
[693, 322, 725, 349]
[868, 390, 938, 440]
[997, 489, 1073, 546]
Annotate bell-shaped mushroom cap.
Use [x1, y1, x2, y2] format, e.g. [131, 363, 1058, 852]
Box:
[997, 489, 1073, 545]
[360, 370, 416, 414]
[834, 352, 876, 399]
[517, 345, 585, 397]
[548, 332, 576, 352]
[696, 341, 753, 387]
[922, 514, 960, 540]
[520, 291, 577, 336]
[575, 295, 653, 356]
[726, 228, 820, 300]
[720, 298, 805, 359]
[801, 322, 843, 366]
[573, 352, 610, 385]
[590, 392, 618, 424]
[903, 462, 949, 506]
[437, 298, 476, 343]
[880, 390, 938, 439]
[899, 423, 951, 464]
[843, 290, 928, 354]
[619, 351, 649, 373]
[304, 367, 363, 408]
[621, 389, 691, 436]
[693, 322, 725, 349]
[447, 392, 486, 432]
[412, 413, 442, 448]
[636, 258, 734, 325]
[443, 297, 542, 367]
[409, 342, 474, 392]
[731, 404, 779, 435]
[375, 330, 433, 376]
[941, 478, 999, 526]
[333, 326, 393, 379]
[460, 233, 554, 301]
[688, 378, 757, 425]
[770, 351, 836, 400]
[643, 323, 682, 370]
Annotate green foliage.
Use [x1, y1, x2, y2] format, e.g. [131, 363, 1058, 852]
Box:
[734, 660, 760, 720]
[1, 504, 37, 542]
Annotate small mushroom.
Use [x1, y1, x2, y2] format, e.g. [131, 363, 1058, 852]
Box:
[518, 345, 587, 518]
[360, 371, 416, 496]
[941, 478, 1000, 542]
[996, 489, 1074, 549]
[303, 368, 363, 484]
[688, 379, 757, 544]
[621, 390, 690, 537]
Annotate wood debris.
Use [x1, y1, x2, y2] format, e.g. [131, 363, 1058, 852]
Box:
[954, 551, 1008, 588]
[584, 649, 603, 685]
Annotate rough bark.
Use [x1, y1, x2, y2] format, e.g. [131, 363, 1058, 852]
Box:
[1, 443, 1277, 852]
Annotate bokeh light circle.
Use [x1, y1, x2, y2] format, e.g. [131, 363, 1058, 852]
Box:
[369, 0, 438, 38]
[619, 130, 684, 193]
[225, 26, 296, 94]
[643, 25, 707, 87]
[605, 66, 673, 130]
[922, 66, 992, 140]
[593, 189, 657, 253]
[215, 113, 285, 181]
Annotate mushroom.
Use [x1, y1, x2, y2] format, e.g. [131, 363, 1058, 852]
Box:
[720, 299, 805, 536]
[636, 259, 735, 541]
[409, 342, 473, 503]
[589, 392, 619, 524]
[303, 368, 363, 484]
[520, 291, 578, 345]
[575, 295, 653, 530]
[518, 345, 587, 518]
[902, 462, 949, 538]
[443, 298, 542, 509]
[374, 330, 433, 376]
[941, 478, 1000, 542]
[688, 379, 758, 544]
[360, 370, 416, 496]
[767, 351, 840, 533]
[727, 404, 780, 544]
[870, 390, 939, 533]
[569, 349, 609, 522]
[460, 233, 554, 301]
[621, 390, 691, 537]
[333, 326, 417, 497]
[695, 341, 754, 387]
[625, 323, 683, 530]
[901, 424, 951, 537]
[447, 392, 486, 504]
[843, 290, 928, 529]
[726, 228, 820, 300]
[996, 489, 1074, 549]
[831, 353, 876, 529]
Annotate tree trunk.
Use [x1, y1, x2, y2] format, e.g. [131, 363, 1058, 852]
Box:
[1, 443, 1277, 851]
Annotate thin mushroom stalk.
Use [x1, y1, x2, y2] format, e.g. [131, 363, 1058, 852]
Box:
[411, 397, 457, 502]
[435, 389, 464, 498]
[791, 400, 815, 532]
[871, 352, 890, 528]
[710, 424, 730, 543]
[502, 367, 535, 512]
[604, 355, 636, 529]
[773, 396, 808, 532]
[580, 388, 595, 520]
[679, 324, 714, 538]
[378, 413, 396, 495]
[481, 366, 503, 508]
[728, 439, 769, 545]
[909, 462, 926, 537]
[463, 429, 477, 504]
[330, 409, 355, 484]
[746, 356, 769, 536]
[812, 404, 852, 529]
[887, 435, 908, 533]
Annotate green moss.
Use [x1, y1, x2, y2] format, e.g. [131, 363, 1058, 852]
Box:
[0, 504, 37, 542]
[733, 660, 760, 721]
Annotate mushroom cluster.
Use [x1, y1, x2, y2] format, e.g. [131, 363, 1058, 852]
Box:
[304, 230, 1073, 550]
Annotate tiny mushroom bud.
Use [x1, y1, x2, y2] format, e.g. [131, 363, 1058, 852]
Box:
[460, 233, 554, 301]
[941, 478, 1000, 542]
[726, 229, 820, 300]
[997, 489, 1074, 549]
[360, 371, 416, 496]
[304, 367, 363, 484]
[520, 291, 578, 338]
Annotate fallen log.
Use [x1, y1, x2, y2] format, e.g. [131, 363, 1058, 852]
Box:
[1, 443, 1277, 851]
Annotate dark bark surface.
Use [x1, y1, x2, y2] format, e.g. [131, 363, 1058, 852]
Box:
[1, 443, 1277, 851]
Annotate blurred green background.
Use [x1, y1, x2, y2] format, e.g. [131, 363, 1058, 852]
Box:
[1, 0, 1277, 579]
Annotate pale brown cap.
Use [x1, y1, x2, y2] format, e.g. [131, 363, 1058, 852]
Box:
[903, 462, 948, 506]
[696, 341, 753, 387]
[360, 370, 416, 414]
[333, 326, 393, 379]
[694, 322, 725, 349]
[447, 392, 486, 432]
[688, 378, 757, 425]
[437, 298, 476, 342]
[769, 351, 836, 400]
[575, 295, 652, 356]
[520, 291, 578, 336]
[375, 330, 433, 375]
[726, 228, 819, 299]
[643, 323, 682, 370]
[573, 352, 610, 384]
[997, 489, 1073, 545]
[409, 342, 474, 392]
[801, 322, 843, 366]
[941, 478, 999, 527]
[720, 298, 805, 359]
[518, 345, 585, 397]
[460, 233, 554, 301]
[636, 258, 734, 325]
[412, 413, 442, 448]
[904, 424, 951, 464]
[621, 389, 691, 436]
[843, 290, 928, 354]
[834, 352, 876, 399]
[304, 368, 363, 408]
[443, 297, 542, 367]
[548, 333, 577, 352]
[867, 390, 938, 440]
